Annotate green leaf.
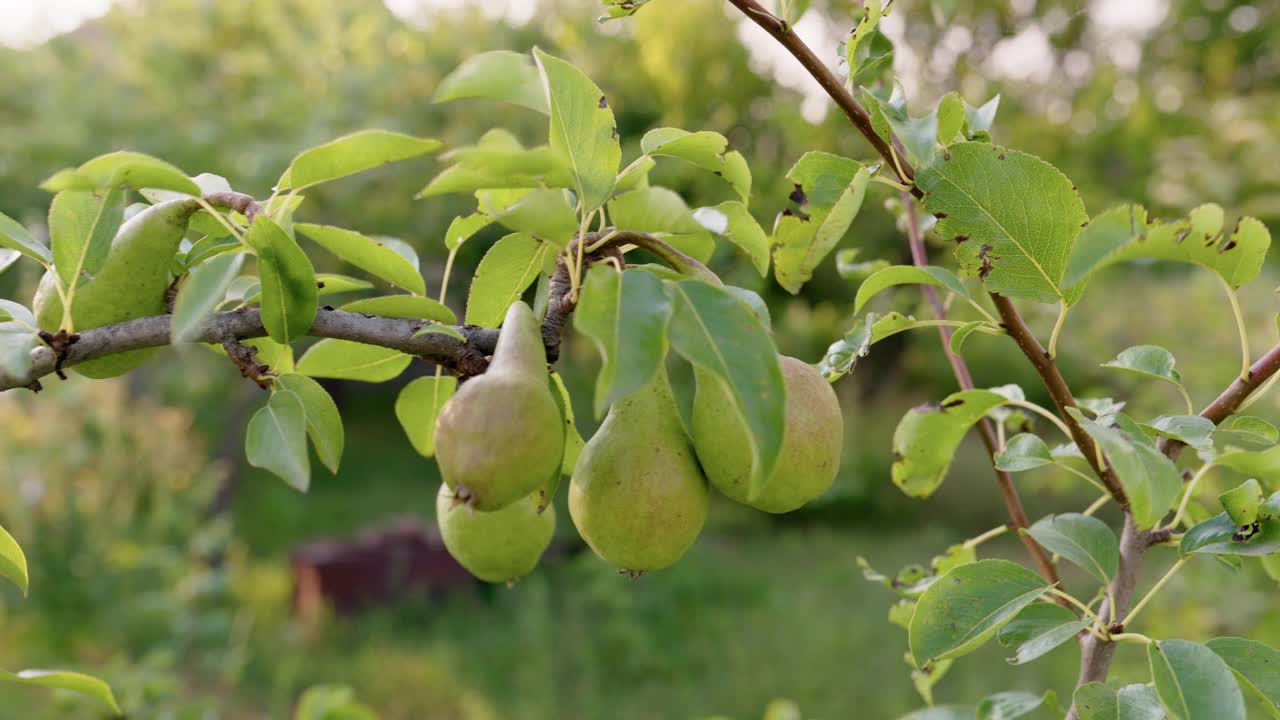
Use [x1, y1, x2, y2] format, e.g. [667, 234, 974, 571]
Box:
[608, 187, 714, 263]
[1144, 415, 1215, 453]
[854, 265, 971, 314]
[1065, 205, 1270, 290]
[0, 211, 52, 266]
[534, 48, 620, 213]
[246, 390, 310, 492]
[340, 295, 456, 324]
[419, 131, 572, 198]
[1220, 478, 1264, 527]
[818, 311, 940, 381]
[1206, 637, 1280, 717]
[297, 223, 426, 295]
[245, 216, 317, 344]
[909, 559, 1050, 667]
[1073, 683, 1166, 720]
[1149, 639, 1246, 720]
[0, 249, 18, 275]
[0, 301, 40, 383]
[0, 668, 122, 716]
[843, 0, 885, 82]
[997, 603, 1089, 665]
[550, 371, 585, 475]
[0, 524, 29, 595]
[433, 50, 549, 113]
[294, 685, 379, 720]
[978, 691, 1053, 720]
[1181, 492, 1280, 556]
[917, 142, 1087, 305]
[444, 212, 493, 251]
[1217, 441, 1280, 478]
[932, 544, 977, 576]
[465, 233, 554, 328]
[477, 189, 579, 247]
[49, 188, 124, 291]
[394, 375, 457, 458]
[1220, 416, 1279, 445]
[692, 201, 769, 276]
[413, 325, 465, 341]
[666, 279, 785, 498]
[172, 252, 245, 343]
[640, 128, 751, 202]
[899, 708, 976, 720]
[278, 130, 441, 191]
[1027, 513, 1119, 583]
[892, 390, 1008, 498]
[577, 267, 672, 419]
[861, 86, 939, 166]
[994, 433, 1055, 472]
[1075, 412, 1182, 529]
[848, 27, 894, 87]
[772, 152, 871, 293]
[296, 340, 411, 383]
[275, 374, 344, 475]
[936, 93, 966, 144]
[964, 96, 1001, 136]
[183, 235, 242, 269]
[42, 151, 199, 195]
[949, 321, 988, 355]
[1102, 345, 1183, 385]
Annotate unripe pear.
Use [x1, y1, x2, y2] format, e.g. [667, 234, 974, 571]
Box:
[692, 355, 843, 513]
[436, 483, 555, 584]
[434, 301, 563, 511]
[569, 369, 709, 573]
[34, 198, 200, 378]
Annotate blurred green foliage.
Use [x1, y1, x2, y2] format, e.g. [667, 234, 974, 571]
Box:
[0, 0, 1278, 717]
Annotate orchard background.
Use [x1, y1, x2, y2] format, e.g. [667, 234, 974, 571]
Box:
[0, 0, 1278, 718]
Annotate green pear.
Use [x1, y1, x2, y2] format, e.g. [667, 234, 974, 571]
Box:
[34, 198, 200, 378]
[569, 368, 709, 573]
[692, 355, 843, 513]
[436, 483, 555, 584]
[434, 301, 563, 511]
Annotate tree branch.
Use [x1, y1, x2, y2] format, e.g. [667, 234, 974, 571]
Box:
[1158, 340, 1280, 458]
[990, 294, 1129, 508]
[725, 0, 918, 190]
[902, 196, 1061, 590]
[1, 309, 499, 392]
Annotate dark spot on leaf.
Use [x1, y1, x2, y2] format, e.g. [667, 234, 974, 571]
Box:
[598, 95, 608, 108]
[893, 452, 904, 462]
[978, 245, 995, 279]
[1219, 239, 1237, 253]
[942, 398, 965, 409]
[713, 170, 723, 176]
[934, 212, 948, 220]
[1174, 229, 1191, 244]
[943, 151, 951, 161]
[322, 304, 335, 311]
[997, 153, 1006, 160]
[782, 208, 811, 222]
[610, 127, 619, 140]
[954, 235, 970, 244]
[1081, 221, 1089, 228]
[316, 281, 326, 289]
[789, 183, 807, 205]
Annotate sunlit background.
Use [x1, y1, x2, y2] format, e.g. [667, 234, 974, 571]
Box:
[0, 0, 1277, 718]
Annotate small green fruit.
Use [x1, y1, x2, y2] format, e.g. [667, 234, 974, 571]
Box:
[34, 198, 199, 378]
[569, 369, 709, 573]
[436, 483, 554, 584]
[434, 301, 563, 510]
[693, 355, 843, 513]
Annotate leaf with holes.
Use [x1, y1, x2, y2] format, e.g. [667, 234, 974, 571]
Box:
[1181, 492, 1280, 557]
[275, 374, 344, 475]
[534, 48, 619, 213]
[892, 390, 1008, 498]
[666, 279, 785, 498]
[296, 340, 411, 383]
[245, 216, 317, 345]
[917, 142, 1086, 305]
[297, 224, 426, 295]
[395, 375, 457, 458]
[465, 233, 552, 328]
[577, 267, 671, 419]
[277, 130, 440, 191]
[1065, 204, 1269, 290]
[910, 559, 1050, 667]
[772, 152, 870, 293]
[246, 389, 310, 492]
[1149, 639, 1246, 720]
[1027, 513, 1118, 583]
[433, 50, 548, 113]
[997, 603, 1089, 666]
[340, 295, 455, 324]
[1219, 478, 1264, 527]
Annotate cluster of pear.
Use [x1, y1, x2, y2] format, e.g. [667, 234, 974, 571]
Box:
[433, 301, 844, 584]
[34, 198, 201, 378]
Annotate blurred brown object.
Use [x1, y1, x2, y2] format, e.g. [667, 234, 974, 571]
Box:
[290, 516, 476, 620]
